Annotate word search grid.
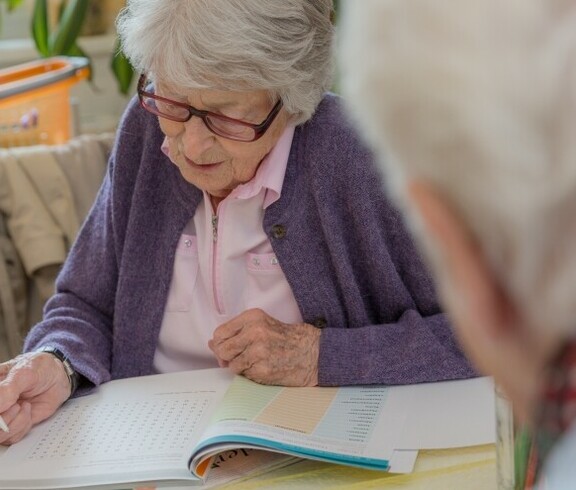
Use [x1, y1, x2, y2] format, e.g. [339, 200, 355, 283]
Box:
[26, 396, 211, 462]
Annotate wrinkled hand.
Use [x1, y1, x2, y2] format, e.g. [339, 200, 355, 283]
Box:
[0, 352, 71, 445]
[208, 308, 321, 387]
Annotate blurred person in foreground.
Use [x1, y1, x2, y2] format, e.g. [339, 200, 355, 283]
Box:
[0, 0, 475, 445]
[340, 0, 576, 486]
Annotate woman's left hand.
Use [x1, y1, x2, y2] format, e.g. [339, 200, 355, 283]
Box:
[208, 308, 321, 386]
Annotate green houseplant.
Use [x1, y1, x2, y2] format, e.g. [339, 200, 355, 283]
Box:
[30, 0, 134, 95]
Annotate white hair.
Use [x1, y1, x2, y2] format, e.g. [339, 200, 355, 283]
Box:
[339, 0, 576, 335]
[116, 0, 334, 124]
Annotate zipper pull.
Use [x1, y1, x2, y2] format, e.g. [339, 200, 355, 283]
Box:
[211, 215, 218, 242]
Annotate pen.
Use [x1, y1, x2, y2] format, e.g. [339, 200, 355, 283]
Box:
[0, 415, 9, 433]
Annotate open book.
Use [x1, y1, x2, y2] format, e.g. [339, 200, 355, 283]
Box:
[0, 368, 495, 489]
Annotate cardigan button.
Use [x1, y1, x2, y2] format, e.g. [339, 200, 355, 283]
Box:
[313, 317, 327, 329]
[271, 224, 287, 239]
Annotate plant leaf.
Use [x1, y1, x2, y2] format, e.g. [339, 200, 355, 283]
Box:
[110, 40, 135, 96]
[31, 0, 50, 57]
[49, 0, 89, 55]
[7, 0, 25, 12]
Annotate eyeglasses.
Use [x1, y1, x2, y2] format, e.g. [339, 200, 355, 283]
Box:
[137, 74, 283, 142]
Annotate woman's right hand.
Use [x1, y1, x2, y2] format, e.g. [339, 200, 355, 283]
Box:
[0, 352, 72, 445]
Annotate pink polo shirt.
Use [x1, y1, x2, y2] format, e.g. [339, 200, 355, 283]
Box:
[154, 126, 302, 373]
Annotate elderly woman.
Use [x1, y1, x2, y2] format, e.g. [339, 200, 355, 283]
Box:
[0, 0, 474, 444]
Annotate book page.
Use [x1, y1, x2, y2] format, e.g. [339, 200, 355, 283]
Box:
[191, 377, 408, 471]
[204, 448, 298, 488]
[394, 376, 496, 449]
[191, 376, 495, 473]
[0, 368, 233, 490]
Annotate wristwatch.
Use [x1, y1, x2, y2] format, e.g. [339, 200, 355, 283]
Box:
[37, 346, 80, 397]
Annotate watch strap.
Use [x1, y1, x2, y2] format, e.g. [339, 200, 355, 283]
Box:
[37, 346, 79, 397]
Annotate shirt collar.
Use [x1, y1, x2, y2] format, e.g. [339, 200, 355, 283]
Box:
[230, 125, 295, 208]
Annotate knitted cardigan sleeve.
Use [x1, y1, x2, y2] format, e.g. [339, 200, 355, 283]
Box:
[266, 94, 477, 386]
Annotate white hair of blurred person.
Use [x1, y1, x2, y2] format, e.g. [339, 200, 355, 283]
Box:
[339, 0, 576, 338]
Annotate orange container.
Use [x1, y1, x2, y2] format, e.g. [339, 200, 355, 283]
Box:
[0, 56, 90, 148]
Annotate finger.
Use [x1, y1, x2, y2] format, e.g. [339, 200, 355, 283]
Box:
[211, 333, 252, 363]
[230, 340, 275, 378]
[0, 390, 17, 415]
[0, 403, 20, 440]
[211, 320, 246, 345]
[228, 353, 257, 377]
[211, 308, 267, 345]
[207, 341, 229, 368]
[207, 339, 216, 352]
[1, 402, 33, 446]
[0, 403, 21, 445]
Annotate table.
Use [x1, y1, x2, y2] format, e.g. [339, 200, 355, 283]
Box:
[136, 444, 497, 489]
[216, 444, 497, 489]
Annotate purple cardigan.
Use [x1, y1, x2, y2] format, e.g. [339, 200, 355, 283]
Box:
[24, 93, 476, 391]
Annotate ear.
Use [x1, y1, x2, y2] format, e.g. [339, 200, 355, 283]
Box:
[406, 180, 517, 338]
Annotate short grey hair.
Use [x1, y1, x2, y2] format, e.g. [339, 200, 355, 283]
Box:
[340, 0, 576, 335]
[117, 0, 335, 124]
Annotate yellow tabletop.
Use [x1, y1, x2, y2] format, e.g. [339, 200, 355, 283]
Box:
[210, 444, 497, 489]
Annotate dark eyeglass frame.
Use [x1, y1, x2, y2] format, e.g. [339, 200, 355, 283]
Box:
[137, 74, 283, 142]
